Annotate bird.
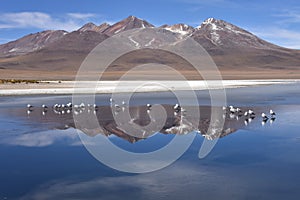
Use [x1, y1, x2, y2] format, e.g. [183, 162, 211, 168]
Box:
[222, 106, 227, 111]
[270, 109, 276, 116]
[79, 103, 85, 108]
[261, 112, 269, 121]
[42, 104, 48, 110]
[114, 104, 121, 110]
[147, 103, 152, 109]
[93, 104, 98, 110]
[174, 104, 181, 112]
[229, 106, 236, 113]
[67, 102, 72, 108]
[244, 111, 248, 117]
[248, 109, 255, 117]
[122, 100, 126, 105]
[53, 104, 59, 109]
[27, 104, 33, 110]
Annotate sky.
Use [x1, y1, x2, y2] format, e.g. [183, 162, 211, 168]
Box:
[0, 0, 300, 49]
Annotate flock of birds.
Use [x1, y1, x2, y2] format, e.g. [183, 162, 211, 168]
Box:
[26, 98, 184, 116]
[222, 105, 276, 126]
[26, 102, 99, 116]
[26, 98, 276, 126]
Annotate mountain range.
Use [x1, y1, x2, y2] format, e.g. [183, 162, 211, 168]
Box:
[0, 15, 299, 80]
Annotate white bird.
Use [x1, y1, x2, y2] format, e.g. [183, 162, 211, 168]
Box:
[230, 106, 236, 113]
[93, 104, 98, 109]
[80, 103, 85, 108]
[122, 100, 126, 105]
[270, 109, 276, 116]
[261, 112, 268, 120]
[42, 104, 48, 110]
[27, 104, 33, 109]
[244, 111, 248, 117]
[147, 103, 152, 108]
[248, 109, 255, 117]
[174, 104, 180, 109]
[174, 104, 181, 112]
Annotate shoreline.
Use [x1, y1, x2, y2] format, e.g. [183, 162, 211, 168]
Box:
[0, 79, 299, 96]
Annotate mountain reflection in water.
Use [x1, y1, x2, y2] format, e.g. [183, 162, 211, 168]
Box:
[14, 104, 274, 143]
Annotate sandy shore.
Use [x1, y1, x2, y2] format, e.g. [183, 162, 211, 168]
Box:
[0, 80, 299, 96]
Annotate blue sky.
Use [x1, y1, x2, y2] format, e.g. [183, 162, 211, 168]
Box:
[0, 0, 300, 49]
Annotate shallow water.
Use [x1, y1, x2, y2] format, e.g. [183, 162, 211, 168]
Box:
[1, 83, 300, 200]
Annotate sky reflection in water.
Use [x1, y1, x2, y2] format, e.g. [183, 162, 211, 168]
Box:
[1, 83, 300, 199]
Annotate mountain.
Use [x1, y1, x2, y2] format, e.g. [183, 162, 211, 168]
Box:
[78, 22, 110, 33]
[191, 18, 300, 69]
[0, 30, 67, 57]
[0, 16, 299, 80]
[103, 15, 155, 36]
[160, 23, 195, 35]
[193, 18, 278, 49]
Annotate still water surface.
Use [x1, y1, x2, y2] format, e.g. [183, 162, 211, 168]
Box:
[1, 83, 300, 200]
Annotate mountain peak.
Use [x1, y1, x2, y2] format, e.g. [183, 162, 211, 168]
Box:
[162, 23, 195, 35]
[78, 22, 110, 33]
[78, 22, 98, 32]
[203, 17, 218, 24]
[103, 15, 154, 36]
[193, 17, 277, 50]
[196, 17, 221, 29]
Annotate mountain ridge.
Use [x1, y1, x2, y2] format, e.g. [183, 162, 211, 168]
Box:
[0, 15, 299, 80]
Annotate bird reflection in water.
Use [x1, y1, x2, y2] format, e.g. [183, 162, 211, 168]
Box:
[23, 104, 276, 143]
